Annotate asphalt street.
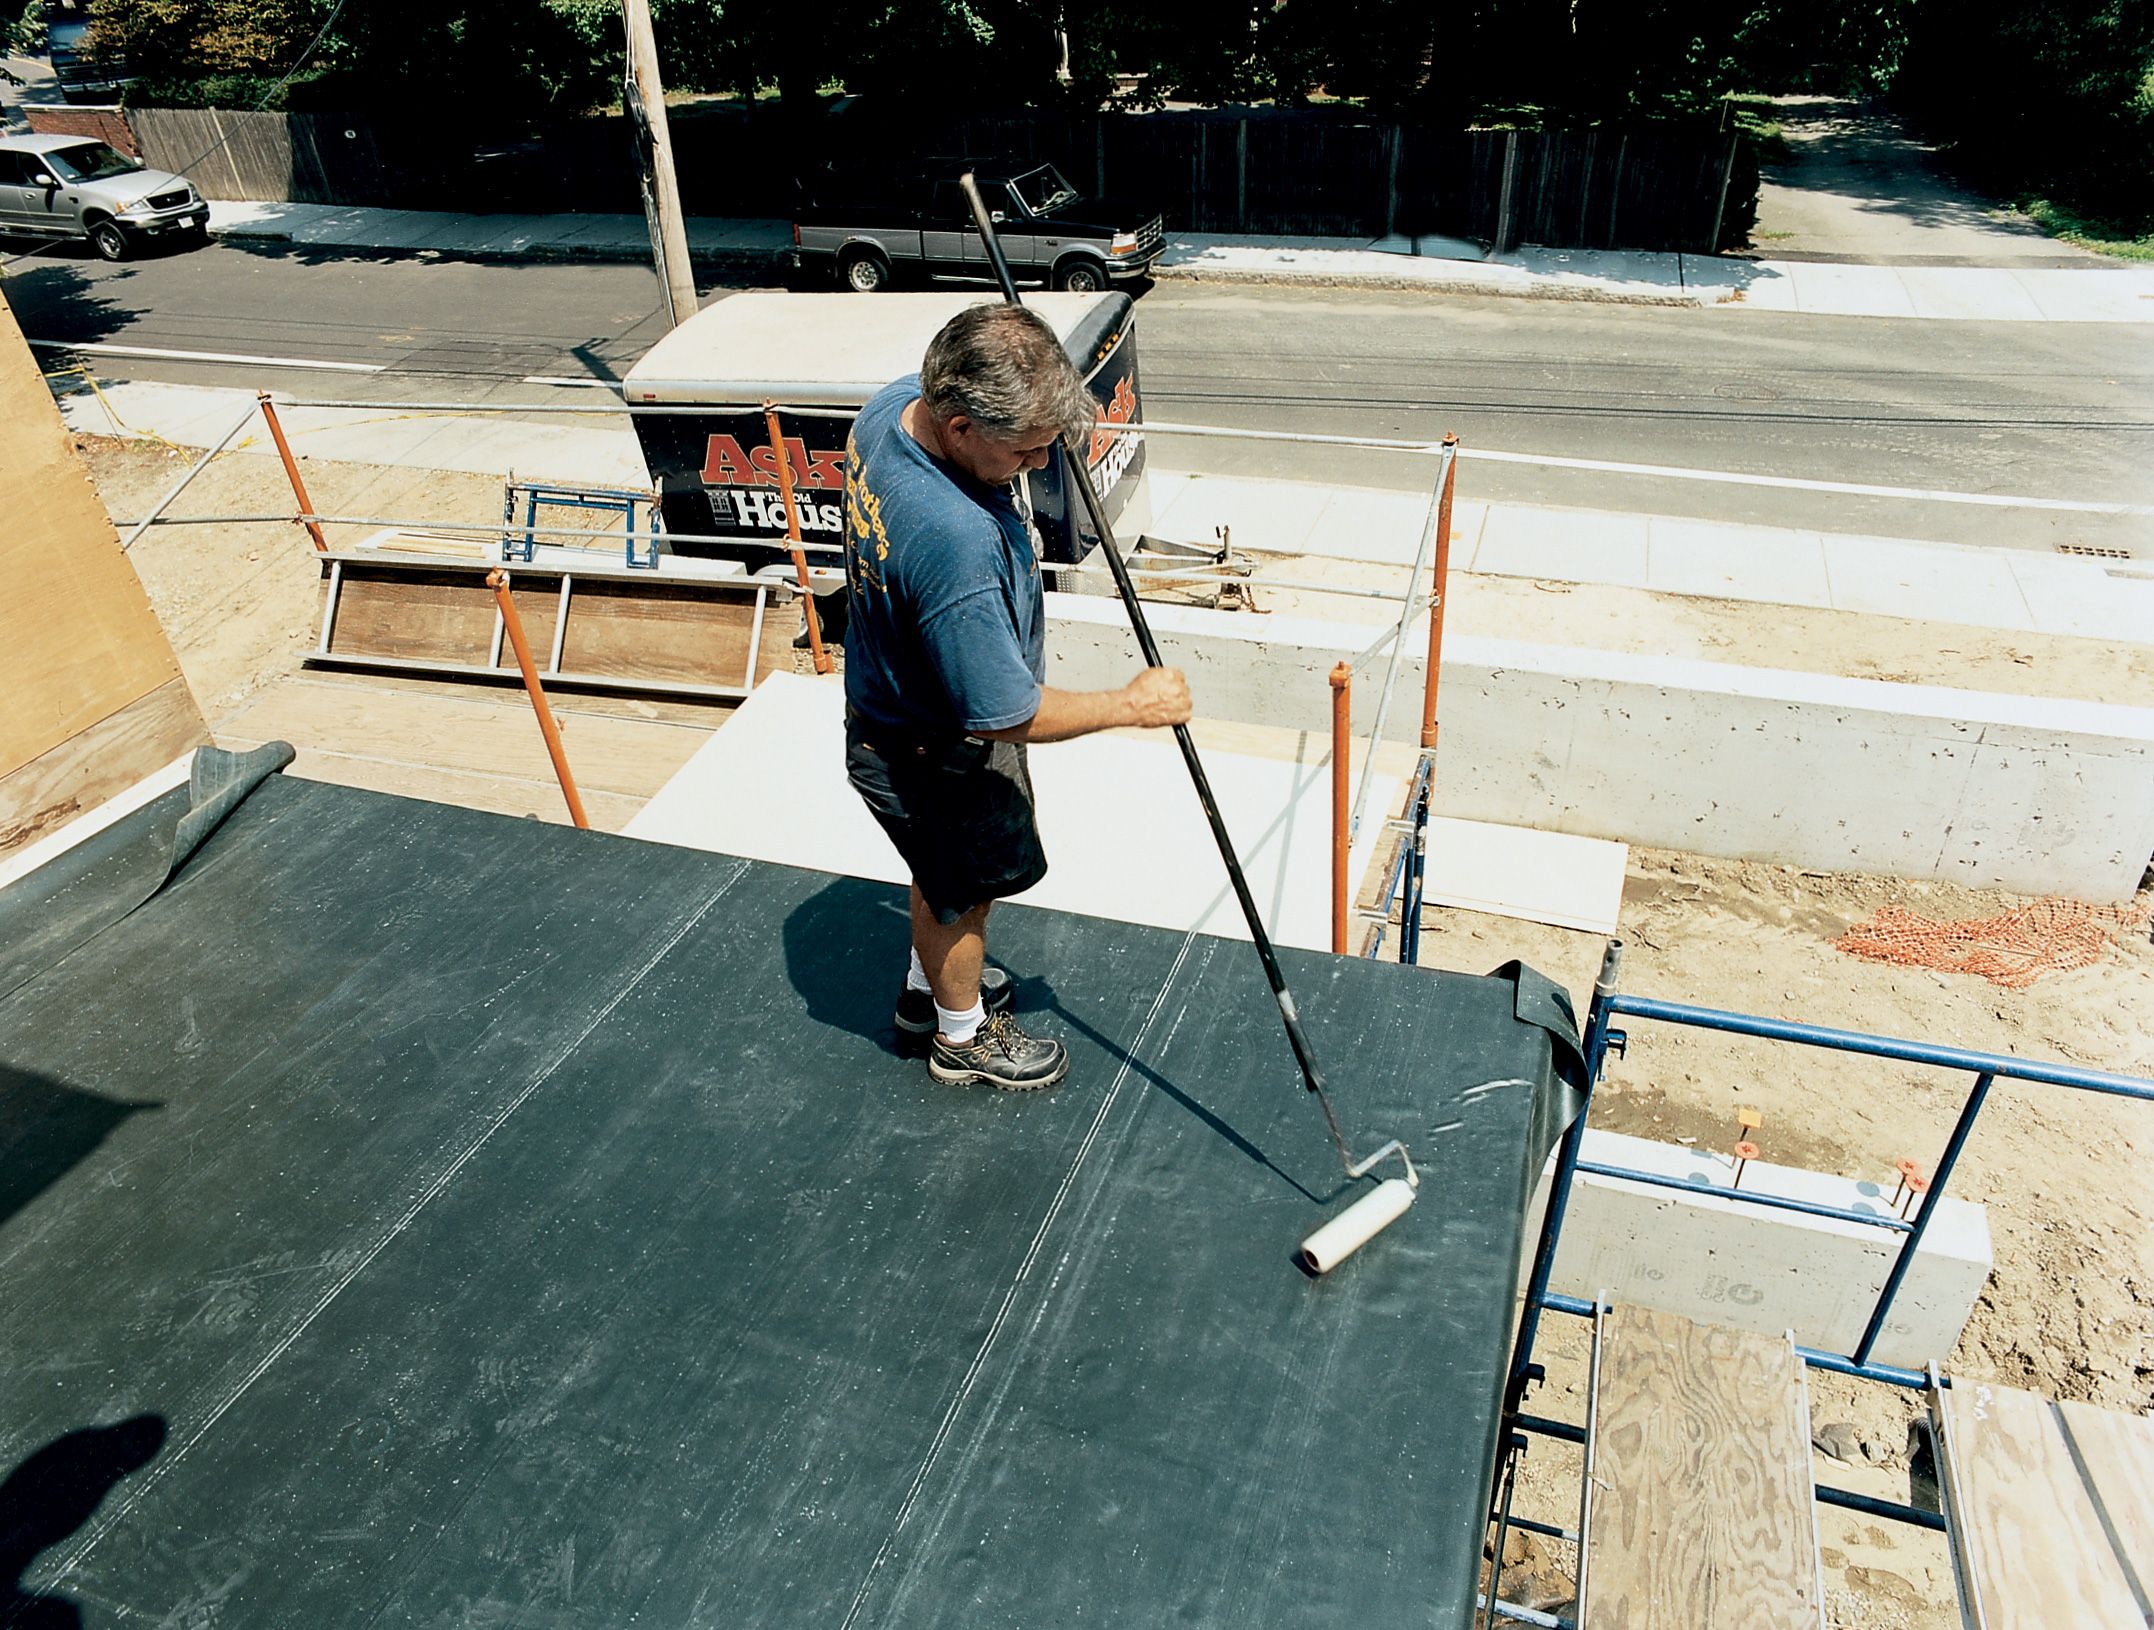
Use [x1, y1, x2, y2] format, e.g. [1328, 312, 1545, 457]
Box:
[7, 235, 2151, 551]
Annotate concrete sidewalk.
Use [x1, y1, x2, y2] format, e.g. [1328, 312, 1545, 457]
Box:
[56, 374, 2153, 648]
[205, 200, 2154, 323]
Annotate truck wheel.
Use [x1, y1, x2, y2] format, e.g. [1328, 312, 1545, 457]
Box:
[1054, 258, 1105, 293]
[839, 249, 890, 293]
[88, 218, 132, 262]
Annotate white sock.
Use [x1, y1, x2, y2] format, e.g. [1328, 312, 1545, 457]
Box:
[907, 946, 932, 993]
[935, 998, 985, 1045]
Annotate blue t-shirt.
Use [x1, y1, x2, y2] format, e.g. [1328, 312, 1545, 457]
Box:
[841, 374, 1046, 736]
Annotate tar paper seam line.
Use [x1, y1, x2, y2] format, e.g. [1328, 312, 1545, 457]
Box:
[42, 862, 748, 1585]
[837, 930, 1203, 1630]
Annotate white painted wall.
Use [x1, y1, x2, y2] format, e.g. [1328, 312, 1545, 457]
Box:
[1045, 594, 2154, 898]
[1526, 1130, 1992, 1372]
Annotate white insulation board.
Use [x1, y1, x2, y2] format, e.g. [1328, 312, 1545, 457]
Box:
[627, 671, 1397, 954]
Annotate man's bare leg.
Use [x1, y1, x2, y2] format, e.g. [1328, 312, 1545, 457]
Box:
[912, 884, 989, 1029]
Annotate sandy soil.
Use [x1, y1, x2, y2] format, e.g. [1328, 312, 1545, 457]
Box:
[79, 433, 2154, 1630]
[1224, 552, 2154, 705]
[1411, 849, 2153, 1628]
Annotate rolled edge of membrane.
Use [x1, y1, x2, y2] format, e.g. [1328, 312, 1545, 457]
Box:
[1297, 1177, 1416, 1275]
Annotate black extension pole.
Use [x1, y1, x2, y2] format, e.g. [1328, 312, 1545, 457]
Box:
[957, 173, 1359, 1170]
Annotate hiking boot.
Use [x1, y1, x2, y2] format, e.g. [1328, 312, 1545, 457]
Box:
[928, 1011, 1069, 1092]
[895, 965, 1014, 1048]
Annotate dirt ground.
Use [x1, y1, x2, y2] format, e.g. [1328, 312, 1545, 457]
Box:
[78, 433, 2154, 1630]
[1409, 845, 2154, 1627]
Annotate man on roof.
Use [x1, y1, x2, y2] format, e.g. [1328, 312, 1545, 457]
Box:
[841, 303, 1191, 1091]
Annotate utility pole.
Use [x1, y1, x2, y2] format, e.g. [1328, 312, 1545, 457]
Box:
[622, 0, 699, 328]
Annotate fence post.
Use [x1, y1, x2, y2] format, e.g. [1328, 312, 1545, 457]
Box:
[1706, 131, 1738, 254]
[1493, 130, 1519, 254]
[1236, 116, 1248, 232]
[1384, 124, 1402, 240]
[1330, 662, 1352, 955]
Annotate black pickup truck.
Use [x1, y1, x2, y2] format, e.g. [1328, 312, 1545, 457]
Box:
[792, 160, 1164, 293]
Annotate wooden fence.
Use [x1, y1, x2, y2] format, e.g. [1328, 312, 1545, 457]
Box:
[116, 103, 1751, 253]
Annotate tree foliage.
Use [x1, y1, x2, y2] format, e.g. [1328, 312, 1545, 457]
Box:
[1895, 0, 2154, 225]
[88, 0, 620, 117]
[66, 0, 2154, 225]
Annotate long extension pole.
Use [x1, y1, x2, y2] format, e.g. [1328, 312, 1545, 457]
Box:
[958, 173, 1408, 1195]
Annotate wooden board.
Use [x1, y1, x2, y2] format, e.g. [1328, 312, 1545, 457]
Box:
[326, 567, 498, 665]
[216, 676, 709, 800]
[2057, 1400, 2154, 1615]
[1581, 1303, 1823, 1630]
[322, 561, 789, 694]
[1936, 1381, 2150, 1629]
[260, 745, 647, 833]
[0, 679, 205, 860]
[555, 578, 766, 686]
[0, 301, 204, 785]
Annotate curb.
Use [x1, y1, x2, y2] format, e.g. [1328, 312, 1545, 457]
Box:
[208, 223, 785, 278]
[206, 220, 1720, 306]
[1148, 260, 1719, 307]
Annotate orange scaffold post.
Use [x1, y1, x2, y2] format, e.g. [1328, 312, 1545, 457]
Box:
[763, 403, 833, 675]
[1330, 661, 1352, 954]
[257, 391, 328, 552]
[1419, 433, 1460, 754]
[485, 568, 591, 830]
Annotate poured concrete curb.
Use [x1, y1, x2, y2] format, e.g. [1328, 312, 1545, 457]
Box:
[1046, 591, 2154, 900]
[1148, 259, 1717, 307]
[207, 219, 783, 278]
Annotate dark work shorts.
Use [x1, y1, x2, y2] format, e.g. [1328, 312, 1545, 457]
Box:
[845, 713, 1049, 925]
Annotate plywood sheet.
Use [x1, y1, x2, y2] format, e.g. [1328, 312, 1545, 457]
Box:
[258, 745, 646, 832]
[2057, 1400, 2154, 1613]
[0, 301, 202, 781]
[1937, 1381, 2148, 1629]
[626, 670, 1397, 954]
[0, 681, 204, 861]
[216, 677, 706, 799]
[1583, 1303, 1823, 1630]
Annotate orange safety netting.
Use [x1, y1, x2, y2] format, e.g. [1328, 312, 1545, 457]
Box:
[1835, 898, 2150, 989]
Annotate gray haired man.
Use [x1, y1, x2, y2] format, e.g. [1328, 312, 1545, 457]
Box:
[841, 303, 1191, 1090]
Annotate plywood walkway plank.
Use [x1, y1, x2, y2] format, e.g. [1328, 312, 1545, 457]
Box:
[2057, 1400, 2154, 1615]
[1937, 1381, 2151, 1629]
[239, 745, 648, 833]
[216, 677, 708, 798]
[1581, 1303, 1823, 1630]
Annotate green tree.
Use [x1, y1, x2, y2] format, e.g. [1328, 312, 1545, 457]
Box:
[1895, 0, 2154, 223]
[89, 0, 617, 117]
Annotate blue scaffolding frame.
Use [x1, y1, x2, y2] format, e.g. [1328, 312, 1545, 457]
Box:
[501, 475, 662, 569]
[1361, 806, 2154, 1569]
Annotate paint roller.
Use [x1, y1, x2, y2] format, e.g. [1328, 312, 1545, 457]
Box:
[958, 174, 1417, 1275]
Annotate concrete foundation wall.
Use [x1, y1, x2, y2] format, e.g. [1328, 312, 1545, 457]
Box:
[1046, 594, 2154, 898]
[1525, 1131, 1992, 1372]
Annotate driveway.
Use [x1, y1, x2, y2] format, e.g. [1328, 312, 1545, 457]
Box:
[1750, 95, 2114, 266]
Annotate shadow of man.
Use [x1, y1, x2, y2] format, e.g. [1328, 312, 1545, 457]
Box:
[1, 1415, 167, 1628]
[780, 875, 916, 1055]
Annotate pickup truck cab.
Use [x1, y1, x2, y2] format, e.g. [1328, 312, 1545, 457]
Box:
[794, 160, 1164, 294]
